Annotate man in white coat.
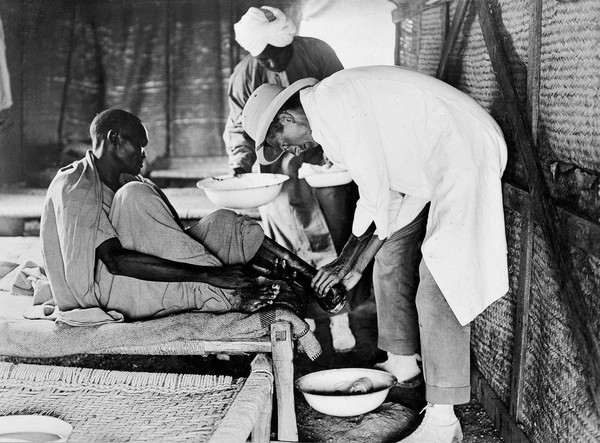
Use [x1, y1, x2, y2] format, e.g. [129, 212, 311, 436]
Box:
[241, 65, 509, 442]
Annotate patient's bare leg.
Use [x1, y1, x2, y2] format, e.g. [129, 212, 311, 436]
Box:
[248, 237, 348, 314]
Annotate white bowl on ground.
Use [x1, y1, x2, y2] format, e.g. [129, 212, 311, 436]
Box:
[298, 163, 353, 188]
[0, 415, 72, 442]
[196, 173, 289, 209]
[295, 368, 397, 417]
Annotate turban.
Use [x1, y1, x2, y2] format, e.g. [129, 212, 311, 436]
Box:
[234, 6, 297, 57]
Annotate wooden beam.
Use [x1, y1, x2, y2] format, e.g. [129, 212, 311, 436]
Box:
[503, 183, 600, 259]
[526, 0, 542, 137]
[476, 0, 600, 410]
[471, 367, 530, 442]
[436, 0, 471, 80]
[509, 0, 542, 423]
[439, 0, 450, 62]
[509, 200, 533, 422]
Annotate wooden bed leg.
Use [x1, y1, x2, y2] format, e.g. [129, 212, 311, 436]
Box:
[270, 322, 298, 442]
[252, 354, 274, 443]
[251, 387, 272, 442]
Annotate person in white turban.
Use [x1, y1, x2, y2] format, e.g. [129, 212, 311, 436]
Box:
[223, 6, 372, 353]
[233, 6, 297, 57]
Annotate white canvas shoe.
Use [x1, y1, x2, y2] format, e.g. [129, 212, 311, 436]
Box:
[374, 353, 422, 387]
[400, 404, 463, 443]
[329, 313, 356, 352]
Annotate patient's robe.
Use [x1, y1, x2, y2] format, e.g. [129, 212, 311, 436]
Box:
[41, 151, 264, 320]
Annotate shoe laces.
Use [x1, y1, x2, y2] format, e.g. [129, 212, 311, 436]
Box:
[419, 402, 433, 415]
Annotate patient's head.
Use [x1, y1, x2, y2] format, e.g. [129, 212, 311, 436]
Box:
[90, 109, 149, 177]
[90, 109, 147, 148]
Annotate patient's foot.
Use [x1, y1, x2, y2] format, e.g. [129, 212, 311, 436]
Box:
[272, 280, 308, 316]
[230, 282, 279, 313]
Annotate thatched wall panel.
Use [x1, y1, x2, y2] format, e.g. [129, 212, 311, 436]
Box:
[538, 0, 600, 222]
[471, 207, 520, 405]
[448, 0, 530, 188]
[0, 0, 296, 183]
[21, 0, 73, 169]
[520, 225, 600, 442]
[61, 1, 170, 165]
[417, 6, 444, 75]
[168, 2, 227, 158]
[539, 1, 600, 171]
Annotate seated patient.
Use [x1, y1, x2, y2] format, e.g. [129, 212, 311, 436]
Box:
[41, 108, 309, 320]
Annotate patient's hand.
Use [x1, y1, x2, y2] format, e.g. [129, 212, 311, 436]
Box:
[202, 265, 268, 289]
[229, 277, 280, 313]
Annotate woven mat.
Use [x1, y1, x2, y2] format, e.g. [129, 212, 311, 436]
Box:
[0, 293, 321, 360]
[0, 361, 246, 441]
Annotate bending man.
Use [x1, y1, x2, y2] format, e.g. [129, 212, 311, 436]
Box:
[241, 66, 509, 442]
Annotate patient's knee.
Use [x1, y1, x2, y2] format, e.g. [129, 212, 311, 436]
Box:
[114, 181, 155, 205]
[110, 181, 163, 222]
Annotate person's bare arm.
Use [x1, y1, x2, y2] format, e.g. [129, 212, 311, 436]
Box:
[96, 237, 257, 289]
[311, 223, 383, 296]
[96, 237, 282, 312]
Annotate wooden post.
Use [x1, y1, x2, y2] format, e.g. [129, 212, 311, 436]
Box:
[509, 202, 533, 422]
[270, 321, 298, 442]
[476, 0, 600, 409]
[436, 0, 471, 80]
[509, 0, 542, 423]
[251, 354, 273, 443]
[472, 368, 529, 442]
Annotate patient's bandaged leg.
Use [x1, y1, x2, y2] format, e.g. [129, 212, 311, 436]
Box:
[95, 181, 264, 320]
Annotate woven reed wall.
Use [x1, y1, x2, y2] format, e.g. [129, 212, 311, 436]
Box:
[416, 6, 444, 74]
[522, 225, 600, 441]
[0, 0, 299, 183]
[539, 1, 600, 221]
[471, 207, 520, 405]
[394, 1, 600, 441]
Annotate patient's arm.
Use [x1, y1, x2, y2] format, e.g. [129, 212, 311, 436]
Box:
[97, 237, 261, 290]
[96, 238, 280, 312]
